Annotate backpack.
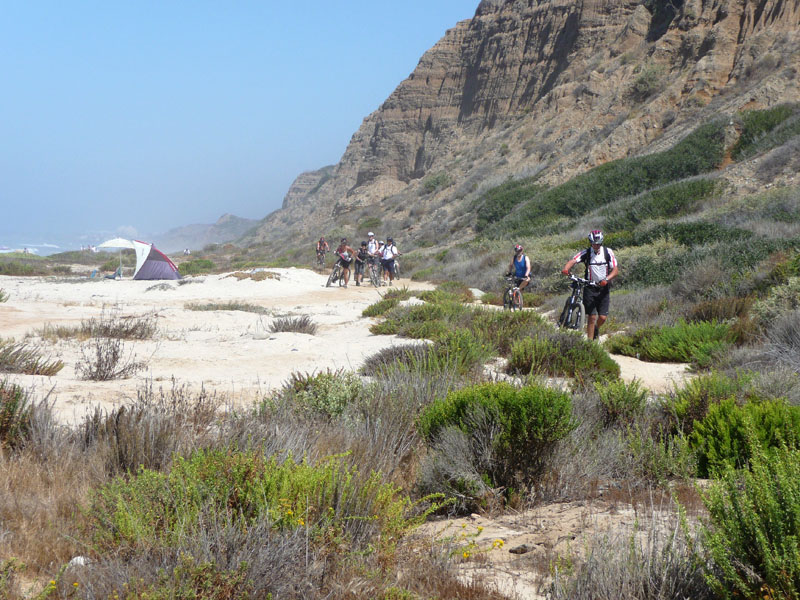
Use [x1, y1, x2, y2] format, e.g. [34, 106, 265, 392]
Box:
[582, 246, 611, 281]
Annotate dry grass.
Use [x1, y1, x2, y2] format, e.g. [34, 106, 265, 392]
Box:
[224, 270, 281, 281]
[269, 315, 318, 335]
[0, 341, 64, 376]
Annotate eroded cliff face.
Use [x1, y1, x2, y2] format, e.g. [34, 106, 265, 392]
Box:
[252, 0, 800, 244]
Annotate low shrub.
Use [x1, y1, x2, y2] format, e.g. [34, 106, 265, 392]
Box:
[186, 301, 270, 315]
[606, 319, 732, 368]
[86, 450, 422, 559]
[0, 289, 8, 303]
[688, 295, 752, 323]
[690, 398, 800, 477]
[178, 259, 216, 275]
[508, 330, 620, 383]
[83, 311, 158, 340]
[668, 371, 746, 434]
[0, 381, 31, 449]
[764, 309, 800, 371]
[703, 444, 800, 598]
[0, 340, 64, 376]
[752, 276, 800, 326]
[269, 315, 318, 335]
[474, 177, 545, 231]
[418, 382, 576, 488]
[595, 378, 648, 427]
[422, 172, 452, 193]
[732, 103, 799, 160]
[75, 336, 146, 381]
[275, 369, 364, 419]
[362, 297, 400, 317]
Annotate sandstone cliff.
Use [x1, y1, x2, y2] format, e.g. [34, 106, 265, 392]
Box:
[247, 0, 800, 247]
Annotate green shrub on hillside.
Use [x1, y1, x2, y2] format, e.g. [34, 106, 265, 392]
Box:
[689, 397, 800, 477]
[703, 445, 800, 599]
[422, 172, 452, 193]
[418, 382, 576, 487]
[0, 380, 32, 449]
[752, 276, 800, 326]
[489, 120, 726, 237]
[362, 297, 400, 317]
[179, 259, 216, 275]
[474, 177, 545, 231]
[732, 103, 799, 160]
[606, 319, 731, 368]
[601, 178, 722, 234]
[668, 371, 748, 435]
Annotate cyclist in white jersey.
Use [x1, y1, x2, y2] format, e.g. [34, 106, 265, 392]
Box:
[561, 230, 618, 340]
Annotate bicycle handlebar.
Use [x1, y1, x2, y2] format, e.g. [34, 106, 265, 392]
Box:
[567, 273, 598, 287]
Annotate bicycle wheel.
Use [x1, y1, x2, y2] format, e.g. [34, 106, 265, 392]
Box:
[566, 302, 584, 330]
[502, 288, 512, 310]
[393, 262, 400, 280]
[326, 265, 340, 287]
[339, 269, 347, 286]
[511, 288, 523, 311]
[557, 299, 573, 328]
[369, 263, 381, 288]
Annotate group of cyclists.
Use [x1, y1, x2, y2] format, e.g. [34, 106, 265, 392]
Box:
[317, 227, 616, 339]
[509, 229, 618, 340]
[316, 232, 399, 288]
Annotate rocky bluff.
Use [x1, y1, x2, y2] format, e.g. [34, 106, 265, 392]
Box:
[250, 0, 800, 246]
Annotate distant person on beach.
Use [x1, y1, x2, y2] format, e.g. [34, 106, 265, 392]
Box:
[561, 229, 618, 340]
[334, 238, 356, 288]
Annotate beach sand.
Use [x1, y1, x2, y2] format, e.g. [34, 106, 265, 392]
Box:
[0, 268, 433, 423]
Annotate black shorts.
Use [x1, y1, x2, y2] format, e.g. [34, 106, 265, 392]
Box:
[338, 257, 352, 268]
[354, 261, 365, 275]
[583, 286, 610, 316]
[381, 258, 395, 273]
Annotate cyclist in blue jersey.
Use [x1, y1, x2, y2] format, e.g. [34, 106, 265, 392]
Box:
[506, 244, 531, 291]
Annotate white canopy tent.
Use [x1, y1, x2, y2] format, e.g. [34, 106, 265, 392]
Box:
[97, 239, 180, 280]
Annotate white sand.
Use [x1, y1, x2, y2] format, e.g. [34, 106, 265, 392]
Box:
[0, 269, 433, 423]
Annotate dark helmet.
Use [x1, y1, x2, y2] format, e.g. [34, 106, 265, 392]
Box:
[340, 237, 347, 243]
[514, 244, 523, 253]
[360, 241, 367, 247]
[387, 236, 393, 242]
[588, 230, 604, 245]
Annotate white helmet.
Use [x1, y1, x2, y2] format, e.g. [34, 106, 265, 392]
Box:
[368, 231, 375, 237]
[588, 229, 604, 245]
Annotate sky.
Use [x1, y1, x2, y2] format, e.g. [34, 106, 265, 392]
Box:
[0, 1, 476, 252]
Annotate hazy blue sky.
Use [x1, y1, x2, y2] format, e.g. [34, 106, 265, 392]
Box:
[0, 1, 476, 251]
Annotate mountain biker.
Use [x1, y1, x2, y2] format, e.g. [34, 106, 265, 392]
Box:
[335, 237, 357, 288]
[561, 230, 618, 340]
[381, 236, 399, 286]
[354, 241, 369, 286]
[506, 244, 531, 291]
[316, 236, 329, 263]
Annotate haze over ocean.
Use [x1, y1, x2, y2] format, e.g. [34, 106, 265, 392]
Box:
[1, 1, 475, 254]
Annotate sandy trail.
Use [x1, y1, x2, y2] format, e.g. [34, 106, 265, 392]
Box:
[0, 269, 433, 423]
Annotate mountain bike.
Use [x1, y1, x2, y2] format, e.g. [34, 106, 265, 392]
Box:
[316, 250, 327, 271]
[502, 276, 524, 311]
[368, 257, 381, 288]
[557, 274, 596, 330]
[326, 262, 345, 287]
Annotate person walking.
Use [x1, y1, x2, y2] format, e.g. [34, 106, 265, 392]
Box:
[561, 230, 618, 340]
[380, 237, 399, 286]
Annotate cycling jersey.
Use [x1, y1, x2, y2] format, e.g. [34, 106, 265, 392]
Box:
[367, 239, 379, 254]
[513, 254, 528, 278]
[572, 246, 617, 283]
[381, 244, 398, 260]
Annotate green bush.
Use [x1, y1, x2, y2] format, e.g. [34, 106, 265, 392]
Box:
[422, 172, 452, 193]
[357, 216, 382, 231]
[752, 276, 800, 326]
[87, 450, 420, 556]
[276, 369, 365, 419]
[601, 179, 722, 234]
[418, 382, 576, 487]
[474, 177, 545, 231]
[606, 319, 731, 368]
[0, 380, 31, 449]
[595, 378, 648, 427]
[179, 259, 216, 275]
[0, 289, 7, 303]
[703, 444, 800, 598]
[508, 331, 620, 382]
[732, 103, 799, 160]
[669, 371, 746, 435]
[689, 398, 800, 477]
[362, 297, 400, 317]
